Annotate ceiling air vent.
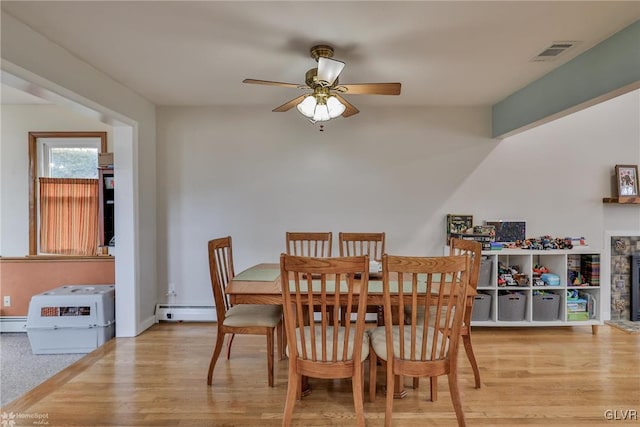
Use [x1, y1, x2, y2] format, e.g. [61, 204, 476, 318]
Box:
[531, 41, 580, 62]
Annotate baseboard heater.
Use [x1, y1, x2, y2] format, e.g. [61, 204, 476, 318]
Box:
[155, 304, 217, 322]
[0, 316, 28, 333]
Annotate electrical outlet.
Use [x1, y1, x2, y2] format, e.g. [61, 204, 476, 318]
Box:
[167, 282, 177, 298]
[3, 296, 10, 307]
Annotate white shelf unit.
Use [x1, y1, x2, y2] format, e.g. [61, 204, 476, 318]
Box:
[471, 249, 603, 330]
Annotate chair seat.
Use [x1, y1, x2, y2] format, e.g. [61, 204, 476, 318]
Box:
[224, 304, 282, 327]
[287, 325, 370, 362]
[369, 325, 447, 361]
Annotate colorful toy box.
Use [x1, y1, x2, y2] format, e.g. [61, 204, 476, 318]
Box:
[567, 298, 588, 313]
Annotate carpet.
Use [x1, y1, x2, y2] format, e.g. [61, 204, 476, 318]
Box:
[605, 319, 640, 334]
[0, 333, 85, 407]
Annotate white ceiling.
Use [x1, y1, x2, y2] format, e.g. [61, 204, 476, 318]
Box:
[2, 1, 639, 110]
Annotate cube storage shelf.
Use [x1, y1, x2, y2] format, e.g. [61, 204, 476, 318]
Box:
[471, 249, 603, 329]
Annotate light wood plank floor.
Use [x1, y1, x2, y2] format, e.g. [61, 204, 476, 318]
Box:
[2, 323, 639, 426]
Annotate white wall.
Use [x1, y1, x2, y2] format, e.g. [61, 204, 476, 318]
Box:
[0, 105, 113, 256]
[157, 91, 639, 307]
[1, 11, 157, 336]
[156, 105, 493, 304]
[456, 89, 640, 240]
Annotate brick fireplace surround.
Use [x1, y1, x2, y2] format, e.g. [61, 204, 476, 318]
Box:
[609, 235, 640, 320]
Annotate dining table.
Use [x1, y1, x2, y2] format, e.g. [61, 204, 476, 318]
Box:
[225, 262, 477, 399]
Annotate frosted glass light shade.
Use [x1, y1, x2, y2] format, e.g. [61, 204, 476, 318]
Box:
[296, 95, 317, 117]
[297, 93, 345, 122]
[313, 104, 330, 122]
[317, 57, 346, 85]
[326, 96, 346, 118]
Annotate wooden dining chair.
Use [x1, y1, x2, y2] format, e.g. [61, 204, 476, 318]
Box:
[206, 236, 283, 387]
[412, 238, 483, 395]
[339, 232, 385, 261]
[339, 232, 386, 325]
[286, 231, 334, 322]
[285, 232, 333, 257]
[279, 254, 370, 427]
[447, 238, 482, 388]
[369, 254, 470, 427]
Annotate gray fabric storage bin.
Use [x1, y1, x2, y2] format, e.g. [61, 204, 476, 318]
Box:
[478, 256, 493, 286]
[498, 293, 527, 321]
[471, 293, 492, 321]
[532, 292, 560, 321]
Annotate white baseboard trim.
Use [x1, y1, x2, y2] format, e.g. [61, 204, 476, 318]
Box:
[138, 314, 157, 334]
[0, 316, 28, 333]
[155, 304, 217, 322]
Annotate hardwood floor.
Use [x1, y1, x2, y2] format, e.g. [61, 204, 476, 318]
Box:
[2, 323, 638, 426]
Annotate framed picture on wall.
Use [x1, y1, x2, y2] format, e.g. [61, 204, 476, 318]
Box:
[615, 164, 638, 198]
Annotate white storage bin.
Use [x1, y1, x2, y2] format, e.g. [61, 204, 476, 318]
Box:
[27, 284, 115, 354]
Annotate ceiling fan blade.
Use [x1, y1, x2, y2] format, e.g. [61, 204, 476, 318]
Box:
[317, 57, 345, 86]
[272, 94, 307, 112]
[334, 94, 359, 118]
[339, 83, 401, 95]
[243, 79, 303, 89]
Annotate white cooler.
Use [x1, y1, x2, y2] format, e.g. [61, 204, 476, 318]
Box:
[26, 284, 115, 354]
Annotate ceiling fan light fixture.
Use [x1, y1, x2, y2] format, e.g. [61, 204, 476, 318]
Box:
[296, 94, 347, 123]
[327, 96, 346, 118]
[313, 102, 331, 122]
[297, 94, 345, 123]
[245, 44, 399, 124]
[296, 95, 317, 118]
[317, 57, 345, 86]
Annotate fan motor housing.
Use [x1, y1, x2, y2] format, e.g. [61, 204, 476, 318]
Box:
[310, 45, 334, 61]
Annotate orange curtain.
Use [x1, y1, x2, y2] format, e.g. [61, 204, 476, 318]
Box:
[39, 178, 99, 256]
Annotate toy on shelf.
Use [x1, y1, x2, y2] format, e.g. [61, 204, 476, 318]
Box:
[504, 235, 585, 250]
[569, 270, 589, 286]
[497, 262, 526, 287]
[541, 273, 561, 286]
[532, 264, 548, 286]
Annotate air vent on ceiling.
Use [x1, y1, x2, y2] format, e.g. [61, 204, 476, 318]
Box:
[531, 41, 580, 62]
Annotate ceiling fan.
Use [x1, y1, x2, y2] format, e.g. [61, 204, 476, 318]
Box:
[243, 45, 401, 124]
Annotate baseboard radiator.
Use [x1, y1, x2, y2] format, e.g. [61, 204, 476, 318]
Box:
[0, 316, 28, 333]
[155, 304, 217, 322]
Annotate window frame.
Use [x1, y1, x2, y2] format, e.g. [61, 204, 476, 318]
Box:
[28, 131, 107, 256]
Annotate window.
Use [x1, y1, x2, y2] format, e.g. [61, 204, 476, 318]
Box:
[29, 132, 107, 256]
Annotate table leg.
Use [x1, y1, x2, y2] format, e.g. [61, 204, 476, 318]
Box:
[393, 375, 407, 399]
[301, 376, 312, 397]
